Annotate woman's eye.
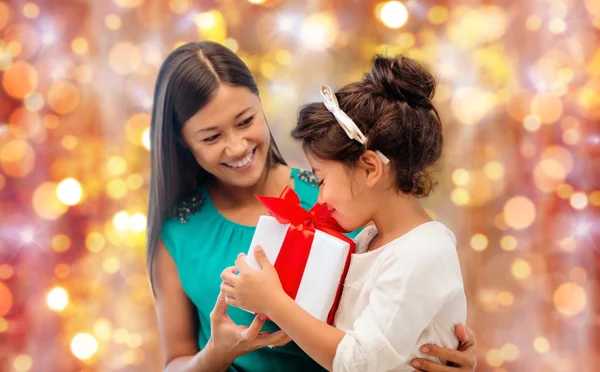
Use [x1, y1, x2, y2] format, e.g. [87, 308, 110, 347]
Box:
[238, 115, 254, 127]
[202, 134, 220, 143]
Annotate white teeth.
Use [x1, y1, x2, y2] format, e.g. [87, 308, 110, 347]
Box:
[225, 150, 254, 168]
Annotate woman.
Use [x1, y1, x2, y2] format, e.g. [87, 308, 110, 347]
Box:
[147, 41, 477, 372]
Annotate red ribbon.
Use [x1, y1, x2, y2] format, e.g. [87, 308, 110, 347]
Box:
[256, 186, 356, 325]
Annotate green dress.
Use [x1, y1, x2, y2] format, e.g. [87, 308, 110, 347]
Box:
[162, 168, 362, 372]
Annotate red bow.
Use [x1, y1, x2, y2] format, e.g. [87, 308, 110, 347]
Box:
[256, 186, 356, 325]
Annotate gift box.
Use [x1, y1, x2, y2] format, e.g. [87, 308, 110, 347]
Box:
[245, 186, 356, 325]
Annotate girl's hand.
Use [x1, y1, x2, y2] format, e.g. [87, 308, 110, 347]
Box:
[220, 246, 286, 315]
[411, 324, 477, 371]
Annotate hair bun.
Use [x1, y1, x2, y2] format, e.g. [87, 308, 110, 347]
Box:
[367, 55, 436, 109]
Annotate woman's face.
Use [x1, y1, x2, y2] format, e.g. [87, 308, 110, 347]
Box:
[180, 84, 271, 188]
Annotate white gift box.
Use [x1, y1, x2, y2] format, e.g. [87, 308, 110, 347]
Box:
[245, 215, 352, 323]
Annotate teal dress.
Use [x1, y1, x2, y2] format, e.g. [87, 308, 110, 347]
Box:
[161, 168, 362, 372]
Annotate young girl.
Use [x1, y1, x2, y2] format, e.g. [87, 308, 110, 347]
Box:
[220, 55, 467, 371]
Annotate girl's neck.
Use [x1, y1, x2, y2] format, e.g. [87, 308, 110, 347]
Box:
[368, 194, 432, 252]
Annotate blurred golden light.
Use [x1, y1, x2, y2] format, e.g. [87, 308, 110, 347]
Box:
[104, 257, 120, 273]
[260, 62, 276, 79]
[20, 230, 34, 243]
[556, 184, 573, 199]
[511, 258, 532, 279]
[470, 234, 488, 251]
[539, 159, 565, 181]
[47, 287, 69, 311]
[557, 236, 576, 253]
[56, 178, 83, 206]
[223, 38, 239, 52]
[0, 264, 14, 280]
[71, 333, 99, 360]
[452, 168, 470, 186]
[6, 40, 22, 58]
[109, 42, 142, 75]
[142, 128, 151, 150]
[105, 14, 122, 30]
[520, 143, 536, 159]
[194, 10, 226, 42]
[0, 282, 13, 317]
[107, 179, 128, 199]
[0, 139, 36, 178]
[52, 234, 71, 253]
[113, 211, 130, 230]
[126, 113, 150, 146]
[74, 65, 94, 84]
[23, 93, 44, 113]
[554, 282, 587, 317]
[530, 93, 562, 124]
[61, 135, 78, 150]
[54, 264, 70, 278]
[569, 267, 587, 284]
[276, 49, 292, 65]
[0, 317, 7, 332]
[107, 156, 127, 176]
[526, 15, 542, 31]
[0, 2, 12, 31]
[43, 114, 60, 129]
[501, 343, 519, 361]
[562, 129, 580, 145]
[485, 348, 504, 367]
[48, 81, 80, 115]
[126, 174, 144, 190]
[523, 114, 541, 131]
[300, 13, 338, 50]
[549, 18, 566, 34]
[33, 182, 68, 219]
[569, 192, 588, 210]
[113, 0, 143, 8]
[86, 232, 106, 253]
[169, 0, 189, 14]
[130, 213, 147, 233]
[127, 333, 143, 348]
[500, 235, 517, 251]
[2, 61, 38, 99]
[497, 291, 514, 306]
[22, 3, 39, 19]
[195, 12, 217, 29]
[378, 1, 409, 29]
[451, 86, 495, 125]
[534, 337, 550, 353]
[590, 190, 600, 206]
[503, 196, 536, 230]
[72, 37, 89, 55]
[450, 187, 470, 206]
[114, 328, 129, 343]
[94, 319, 113, 341]
[13, 354, 32, 372]
[484, 161, 505, 180]
[427, 6, 449, 25]
[9, 107, 42, 139]
[248, 0, 266, 3]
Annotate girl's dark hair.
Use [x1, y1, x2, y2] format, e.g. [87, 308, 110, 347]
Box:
[147, 41, 285, 283]
[291, 55, 443, 197]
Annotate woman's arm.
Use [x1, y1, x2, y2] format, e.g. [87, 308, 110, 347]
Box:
[154, 239, 289, 372]
[411, 324, 477, 372]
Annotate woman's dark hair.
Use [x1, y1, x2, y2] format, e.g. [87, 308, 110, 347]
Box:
[291, 55, 443, 197]
[147, 41, 286, 283]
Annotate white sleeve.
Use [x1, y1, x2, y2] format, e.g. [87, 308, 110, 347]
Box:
[332, 244, 463, 372]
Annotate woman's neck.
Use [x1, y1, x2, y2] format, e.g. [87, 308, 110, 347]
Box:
[208, 164, 291, 207]
[369, 194, 432, 251]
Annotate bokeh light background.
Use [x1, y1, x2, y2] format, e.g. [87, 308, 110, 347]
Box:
[0, 0, 599, 371]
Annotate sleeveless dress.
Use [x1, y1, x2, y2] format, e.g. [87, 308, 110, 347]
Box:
[161, 168, 362, 372]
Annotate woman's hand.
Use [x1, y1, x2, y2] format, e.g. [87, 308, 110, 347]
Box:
[220, 246, 286, 315]
[411, 324, 477, 371]
[208, 290, 291, 362]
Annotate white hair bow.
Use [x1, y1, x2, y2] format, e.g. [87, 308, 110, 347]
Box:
[320, 85, 390, 165]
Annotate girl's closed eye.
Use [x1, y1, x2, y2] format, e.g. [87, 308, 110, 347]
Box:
[318, 179, 324, 187]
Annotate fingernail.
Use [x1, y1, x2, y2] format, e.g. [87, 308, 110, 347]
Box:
[238, 252, 246, 257]
[420, 346, 430, 353]
[255, 246, 263, 252]
[411, 360, 421, 367]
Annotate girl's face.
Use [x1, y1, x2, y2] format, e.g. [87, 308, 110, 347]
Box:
[306, 151, 376, 232]
[181, 84, 271, 188]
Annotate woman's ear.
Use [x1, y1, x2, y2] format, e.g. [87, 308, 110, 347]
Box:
[358, 150, 384, 188]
